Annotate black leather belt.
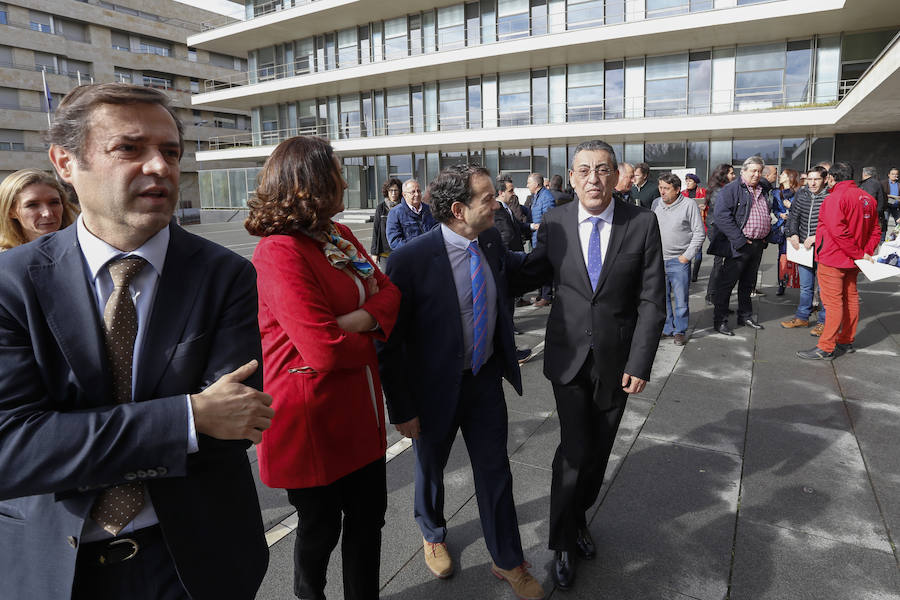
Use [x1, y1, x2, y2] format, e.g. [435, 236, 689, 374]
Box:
[80, 525, 162, 566]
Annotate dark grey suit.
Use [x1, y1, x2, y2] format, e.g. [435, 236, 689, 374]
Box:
[0, 223, 268, 600]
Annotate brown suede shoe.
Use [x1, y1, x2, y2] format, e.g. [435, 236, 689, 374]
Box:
[810, 323, 825, 337]
[423, 539, 453, 578]
[491, 562, 545, 600]
[780, 318, 809, 329]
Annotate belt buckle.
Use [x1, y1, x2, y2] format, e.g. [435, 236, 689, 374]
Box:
[99, 538, 140, 565]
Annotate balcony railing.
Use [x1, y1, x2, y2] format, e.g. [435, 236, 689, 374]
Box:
[201, 0, 781, 92]
[0, 61, 93, 82]
[203, 83, 849, 151]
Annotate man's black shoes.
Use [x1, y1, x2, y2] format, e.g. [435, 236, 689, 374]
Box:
[835, 343, 856, 355]
[553, 551, 576, 590]
[797, 347, 835, 360]
[742, 318, 764, 330]
[575, 528, 596, 560]
[715, 322, 734, 336]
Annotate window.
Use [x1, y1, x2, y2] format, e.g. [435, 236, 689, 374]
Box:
[604, 60, 624, 119]
[339, 94, 361, 138]
[840, 29, 898, 92]
[0, 5, 7, 25]
[34, 52, 58, 75]
[439, 78, 467, 130]
[468, 78, 482, 128]
[297, 99, 320, 135]
[781, 137, 808, 171]
[139, 38, 172, 57]
[386, 88, 410, 134]
[567, 0, 605, 29]
[63, 59, 91, 79]
[338, 28, 358, 67]
[734, 42, 786, 109]
[644, 142, 686, 168]
[359, 26, 371, 64]
[213, 114, 236, 129]
[294, 38, 314, 75]
[411, 85, 424, 133]
[497, 0, 529, 41]
[142, 74, 173, 90]
[499, 71, 530, 126]
[0, 87, 18, 110]
[645, 53, 688, 116]
[188, 48, 197, 62]
[0, 129, 24, 151]
[532, 69, 548, 124]
[732, 139, 779, 165]
[56, 19, 88, 43]
[438, 5, 465, 50]
[568, 62, 603, 121]
[209, 52, 236, 69]
[190, 79, 200, 93]
[114, 68, 132, 83]
[409, 14, 422, 56]
[688, 51, 711, 114]
[466, 2, 480, 46]
[785, 40, 812, 104]
[111, 31, 130, 51]
[0, 45, 12, 68]
[29, 10, 52, 33]
[384, 18, 407, 60]
[646, 0, 688, 18]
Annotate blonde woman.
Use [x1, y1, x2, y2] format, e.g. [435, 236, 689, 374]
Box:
[0, 169, 78, 251]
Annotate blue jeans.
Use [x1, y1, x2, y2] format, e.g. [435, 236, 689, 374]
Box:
[796, 263, 825, 323]
[664, 258, 691, 335]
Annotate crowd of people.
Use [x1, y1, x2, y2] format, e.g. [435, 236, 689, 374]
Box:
[0, 81, 895, 600]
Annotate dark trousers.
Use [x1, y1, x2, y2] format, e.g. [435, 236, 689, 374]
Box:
[548, 353, 627, 553]
[412, 356, 524, 570]
[286, 457, 387, 600]
[706, 255, 724, 302]
[691, 247, 702, 281]
[72, 526, 189, 600]
[713, 240, 766, 325]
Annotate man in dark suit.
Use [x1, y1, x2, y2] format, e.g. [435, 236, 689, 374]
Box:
[378, 165, 545, 600]
[0, 83, 272, 600]
[522, 140, 665, 590]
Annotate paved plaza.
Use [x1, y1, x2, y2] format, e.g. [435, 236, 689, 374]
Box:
[189, 221, 900, 600]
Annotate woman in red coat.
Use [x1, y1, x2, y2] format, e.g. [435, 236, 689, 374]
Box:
[246, 136, 401, 600]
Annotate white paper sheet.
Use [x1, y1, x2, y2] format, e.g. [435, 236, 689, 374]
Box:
[786, 244, 814, 268]
[856, 259, 900, 282]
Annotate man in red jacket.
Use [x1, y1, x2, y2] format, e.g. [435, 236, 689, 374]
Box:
[797, 162, 881, 360]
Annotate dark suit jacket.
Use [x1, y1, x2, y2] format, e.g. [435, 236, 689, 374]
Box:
[859, 177, 886, 213]
[493, 204, 530, 252]
[520, 199, 665, 405]
[0, 223, 268, 600]
[377, 226, 524, 438]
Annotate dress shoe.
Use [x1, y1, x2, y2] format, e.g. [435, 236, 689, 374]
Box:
[491, 562, 545, 600]
[835, 342, 856, 355]
[780, 318, 809, 329]
[516, 348, 533, 365]
[810, 323, 824, 337]
[513, 327, 523, 335]
[742, 318, 764, 330]
[796, 346, 834, 360]
[776, 284, 785, 296]
[673, 333, 686, 346]
[575, 528, 596, 560]
[715, 322, 734, 336]
[423, 539, 453, 578]
[661, 332, 673, 338]
[533, 298, 550, 308]
[515, 298, 531, 308]
[553, 551, 576, 590]
[750, 289, 766, 297]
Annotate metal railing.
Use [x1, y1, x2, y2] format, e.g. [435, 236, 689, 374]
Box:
[201, 0, 782, 92]
[0, 61, 93, 81]
[203, 83, 848, 151]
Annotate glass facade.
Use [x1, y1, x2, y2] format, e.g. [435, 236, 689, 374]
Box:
[200, 136, 834, 210]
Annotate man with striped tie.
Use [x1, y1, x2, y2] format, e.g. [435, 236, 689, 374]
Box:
[378, 164, 545, 600]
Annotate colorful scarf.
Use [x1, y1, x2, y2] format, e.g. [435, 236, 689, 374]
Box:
[306, 221, 375, 280]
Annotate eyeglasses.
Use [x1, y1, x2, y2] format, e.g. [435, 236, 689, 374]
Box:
[573, 166, 614, 179]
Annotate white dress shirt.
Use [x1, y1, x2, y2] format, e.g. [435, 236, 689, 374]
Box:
[76, 216, 198, 541]
[577, 199, 615, 272]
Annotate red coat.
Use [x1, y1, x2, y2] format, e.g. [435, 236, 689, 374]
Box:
[252, 225, 400, 489]
[815, 180, 881, 269]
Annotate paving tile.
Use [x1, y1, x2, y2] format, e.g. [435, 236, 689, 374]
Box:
[585, 437, 741, 600]
[834, 351, 900, 402]
[640, 373, 748, 455]
[671, 334, 755, 384]
[740, 412, 891, 552]
[730, 519, 900, 600]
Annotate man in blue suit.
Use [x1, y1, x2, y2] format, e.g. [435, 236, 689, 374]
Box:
[378, 164, 545, 600]
[0, 83, 272, 599]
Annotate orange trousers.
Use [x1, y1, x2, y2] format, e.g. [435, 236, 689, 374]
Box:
[816, 263, 860, 353]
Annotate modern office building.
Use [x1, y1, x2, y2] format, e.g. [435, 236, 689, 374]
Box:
[0, 0, 256, 222]
[188, 0, 900, 213]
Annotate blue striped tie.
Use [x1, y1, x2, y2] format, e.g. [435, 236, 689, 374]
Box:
[468, 241, 487, 374]
[587, 217, 603, 290]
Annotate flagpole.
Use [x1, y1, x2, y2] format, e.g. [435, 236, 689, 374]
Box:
[41, 67, 52, 128]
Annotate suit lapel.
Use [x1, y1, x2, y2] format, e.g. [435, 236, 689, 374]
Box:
[133, 224, 203, 402]
[593, 199, 630, 298]
[427, 227, 465, 350]
[29, 227, 111, 408]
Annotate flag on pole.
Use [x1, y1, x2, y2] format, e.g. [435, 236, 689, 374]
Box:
[42, 67, 52, 128]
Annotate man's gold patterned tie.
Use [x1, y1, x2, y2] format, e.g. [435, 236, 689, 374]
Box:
[90, 256, 147, 536]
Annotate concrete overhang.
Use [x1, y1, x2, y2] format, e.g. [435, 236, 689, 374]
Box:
[191, 0, 860, 111]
